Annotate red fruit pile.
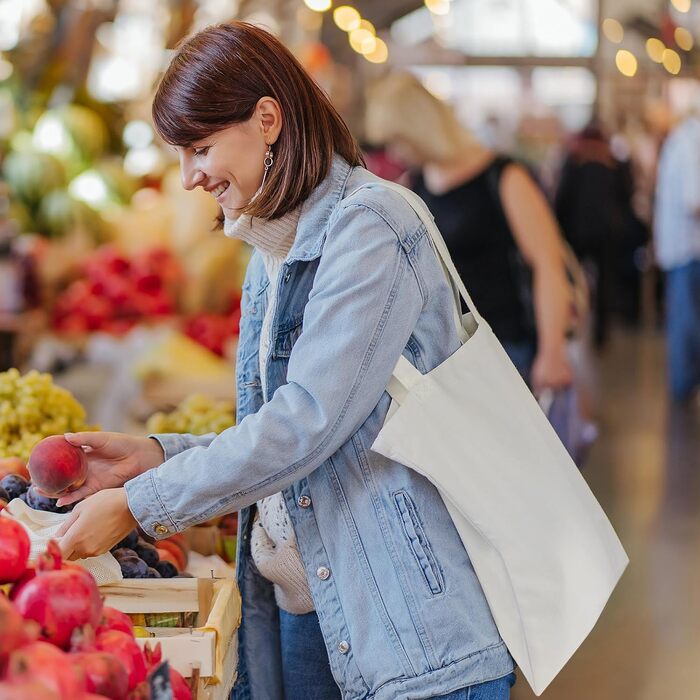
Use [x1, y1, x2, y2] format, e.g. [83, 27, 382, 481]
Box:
[52, 245, 182, 334]
[27, 435, 87, 498]
[183, 294, 241, 357]
[0, 531, 193, 699]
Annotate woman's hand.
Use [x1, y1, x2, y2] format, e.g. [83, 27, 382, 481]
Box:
[55, 432, 164, 508]
[57, 488, 137, 560]
[531, 345, 573, 394]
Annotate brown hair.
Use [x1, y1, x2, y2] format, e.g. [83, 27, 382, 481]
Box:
[152, 22, 365, 220]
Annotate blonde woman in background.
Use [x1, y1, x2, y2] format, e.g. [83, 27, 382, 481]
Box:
[366, 73, 572, 392]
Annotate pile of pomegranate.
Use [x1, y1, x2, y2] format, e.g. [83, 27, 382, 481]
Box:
[0, 516, 192, 700]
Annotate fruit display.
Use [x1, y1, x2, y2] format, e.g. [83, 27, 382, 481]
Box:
[27, 435, 87, 497]
[0, 369, 98, 462]
[146, 393, 235, 436]
[109, 530, 189, 580]
[183, 295, 241, 357]
[0, 534, 193, 699]
[52, 245, 183, 334]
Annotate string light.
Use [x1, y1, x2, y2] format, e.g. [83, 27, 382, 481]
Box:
[349, 28, 376, 54]
[674, 26, 694, 51]
[425, 0, 450, 15]
[670, 0, 691, 12]
[646, 38, 665, 62]
[615, 50, 638, 77]
[662, 48, 682, 74]
[602, 18, 624, 43]
[303, 0, 332, 12]
[365, 37, 388, 63]
[333, 5, 360, 31]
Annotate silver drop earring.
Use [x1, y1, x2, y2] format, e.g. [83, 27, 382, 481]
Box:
[262, 145, 274, 188]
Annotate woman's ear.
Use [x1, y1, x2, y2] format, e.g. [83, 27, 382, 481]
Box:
[257, 96, 282, 145]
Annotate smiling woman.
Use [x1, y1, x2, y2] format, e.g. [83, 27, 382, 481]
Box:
[151, 22, 364, 220]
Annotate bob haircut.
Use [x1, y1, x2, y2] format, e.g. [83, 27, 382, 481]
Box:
[365, 72, 478, 165]
[152, 22, 365, 220]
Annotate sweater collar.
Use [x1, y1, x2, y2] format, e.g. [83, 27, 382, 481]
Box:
[224, 206, 300, 259]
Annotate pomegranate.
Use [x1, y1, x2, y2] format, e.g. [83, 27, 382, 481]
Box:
[27, 435, 87, 497]
[7, 641, 86, 697]
[0, 505, 30, 584]
[0, 596, 37, 674]
[0, 680, 60, 699]
[13, 543, 102, 649]
[96, 630, 147, 691]
[96, 606, 134, 637]
[72, 651, 129, 699]
[144, 642, 192, 700]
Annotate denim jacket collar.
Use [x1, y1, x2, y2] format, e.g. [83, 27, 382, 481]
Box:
[286, 154, 353, 263]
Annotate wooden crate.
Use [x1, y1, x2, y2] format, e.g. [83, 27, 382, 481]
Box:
[100, 578, 241, 698]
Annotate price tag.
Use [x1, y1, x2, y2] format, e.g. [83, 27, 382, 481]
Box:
[148, 660, 173, 699]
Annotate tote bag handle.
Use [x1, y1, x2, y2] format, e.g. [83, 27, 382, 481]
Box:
[352, 178, 484, 339]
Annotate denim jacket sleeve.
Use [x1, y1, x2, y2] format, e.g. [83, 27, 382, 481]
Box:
[125, 201, 426, 537]
[148, 433, 218, 461]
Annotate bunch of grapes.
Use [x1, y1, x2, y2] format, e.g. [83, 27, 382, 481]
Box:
[146, 393, 235, 435]
[0, 369, 98, 461]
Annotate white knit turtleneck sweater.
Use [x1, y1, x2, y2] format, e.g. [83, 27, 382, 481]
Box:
[224, 208, 315, 615]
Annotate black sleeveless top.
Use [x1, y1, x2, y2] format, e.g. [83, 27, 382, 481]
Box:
[413, 156, 535, 344]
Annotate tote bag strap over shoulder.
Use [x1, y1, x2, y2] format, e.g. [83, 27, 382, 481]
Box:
[349, 176, 483, 341]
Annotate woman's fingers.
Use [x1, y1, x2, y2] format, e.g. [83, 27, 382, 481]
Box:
[64, 431, 111, 450]
[56, 507, 80, 539]
[56, 483, 96, 508]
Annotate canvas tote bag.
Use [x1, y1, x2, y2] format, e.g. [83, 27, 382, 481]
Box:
[363, 179, 628, 696]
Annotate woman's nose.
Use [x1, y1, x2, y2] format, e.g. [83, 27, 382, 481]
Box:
[180, 157, 206, 191]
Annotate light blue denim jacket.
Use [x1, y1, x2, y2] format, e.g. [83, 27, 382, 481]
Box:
[125, 156, 514, 699]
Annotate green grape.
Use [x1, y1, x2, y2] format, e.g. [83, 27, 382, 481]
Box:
[146, 393, 235, 436]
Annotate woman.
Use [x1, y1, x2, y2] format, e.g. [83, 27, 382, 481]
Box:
[366, 73, 572, 391]
[57, 23, 516, 700]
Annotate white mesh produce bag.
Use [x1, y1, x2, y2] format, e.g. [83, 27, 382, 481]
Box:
[2, 499, 123, 585]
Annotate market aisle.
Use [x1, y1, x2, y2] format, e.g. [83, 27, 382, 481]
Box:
[512, 328, 700, 700]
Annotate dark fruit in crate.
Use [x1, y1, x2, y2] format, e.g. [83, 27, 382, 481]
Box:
[95, 630, 147, 691]
[115, 530, 139, 550]
[1, 474, 29, 501]
[71, 651, 129, 700]
[7, 641, 87, 697]
[0, 486, 8, 502]
[154, 560, 178, 578]
[27, 435, 87, 498]
[0, 504, 31, 583]
[119, 557, 149, 579]
[134, 542, 159, 568]
[144, 567, 161, 578]
[13, 544, 103, 649]
[111, 547, 138, 561]
[24, 486, 73, 513]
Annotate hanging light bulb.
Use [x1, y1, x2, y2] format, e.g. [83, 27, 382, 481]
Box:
[675, 26, 694, 51]
[333, 5, 360, 31]
[602, 18, 624, 43]
[365, 37, 388, 63]
[615, 50, 638, 77]
[304, 0, 332, 12]
[646, 38, 665, 63]
[670, 0, 691, 12]
[662, 48, 682, 74]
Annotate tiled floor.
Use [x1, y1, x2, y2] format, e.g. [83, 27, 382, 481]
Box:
[512, 328, 700, 700]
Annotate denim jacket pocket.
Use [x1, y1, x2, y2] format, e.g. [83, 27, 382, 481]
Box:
[272, 314, 304, 359]
[394, 490, 445, 596]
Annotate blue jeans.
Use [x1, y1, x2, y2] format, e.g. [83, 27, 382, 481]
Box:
[666, 261, 700, 401]
[279, 609, 515, 700]
[502, 339, 536, 386]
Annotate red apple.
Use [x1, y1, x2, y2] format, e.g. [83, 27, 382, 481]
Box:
[27, 436, 87, 498]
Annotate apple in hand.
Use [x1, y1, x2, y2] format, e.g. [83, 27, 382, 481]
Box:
[27, 436, 88, 498]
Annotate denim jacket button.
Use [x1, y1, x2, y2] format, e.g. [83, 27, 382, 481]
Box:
[154, 523, 169, 536]
[316, 566, 331, 580]
[297, 495, 312, 508]
[338, 641, 350, 654]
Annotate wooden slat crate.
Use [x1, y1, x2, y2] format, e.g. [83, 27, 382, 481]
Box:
[100, 578, 241, 699]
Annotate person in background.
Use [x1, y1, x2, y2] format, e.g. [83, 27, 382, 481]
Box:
[555, 121, 633, 348]
[654, 104, 700, 403]
[365, 72, 572, 392]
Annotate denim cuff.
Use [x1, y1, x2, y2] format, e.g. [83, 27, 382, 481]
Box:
[148, 433, 194, 462]
[125, 469, 178, 539]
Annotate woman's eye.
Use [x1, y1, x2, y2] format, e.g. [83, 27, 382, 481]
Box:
[193, 146, 210, 157]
